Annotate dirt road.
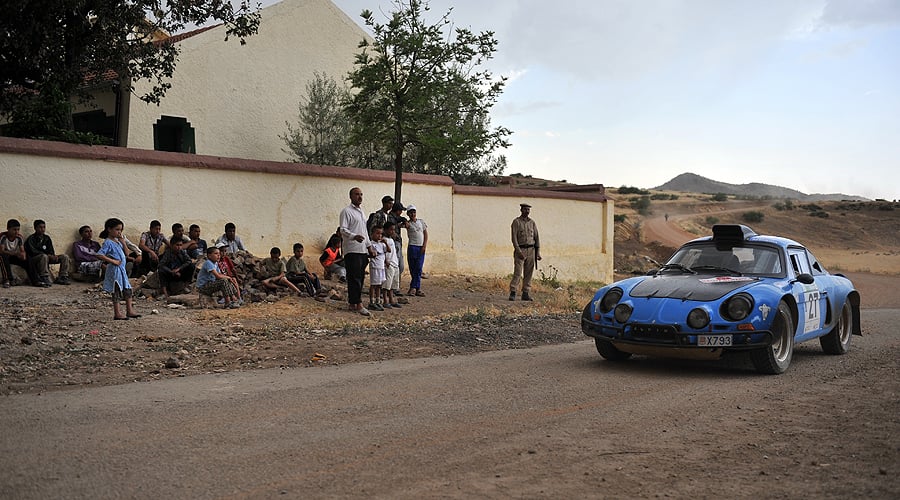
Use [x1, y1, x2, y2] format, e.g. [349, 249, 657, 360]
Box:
[2, 309, 897, 499]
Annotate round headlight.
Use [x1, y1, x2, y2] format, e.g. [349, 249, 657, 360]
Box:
[722, 293, 754, 321]
[613, 303, 633, 323]
[600, 288, 623, 313]
[687, 308, 710, 329]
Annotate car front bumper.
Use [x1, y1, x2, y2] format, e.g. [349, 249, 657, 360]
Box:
[582, 318, 774, 351]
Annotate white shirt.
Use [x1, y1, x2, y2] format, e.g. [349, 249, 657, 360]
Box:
[339, 203, 371, 255]
[407, 219, 427, 246]
[385, 237, 398, 268]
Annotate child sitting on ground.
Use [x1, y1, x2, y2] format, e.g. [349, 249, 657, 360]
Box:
[158, 236, 195, 299]
[259, 247, 303, 296]
[318, 233, 346, 282]
[286, 243, 325, 302]
[368, 225, 388, 311]
[197, 247, 241, 308]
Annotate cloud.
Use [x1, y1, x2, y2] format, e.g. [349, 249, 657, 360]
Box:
[817, 0, 900, 28]
[493, 100, 561, 118]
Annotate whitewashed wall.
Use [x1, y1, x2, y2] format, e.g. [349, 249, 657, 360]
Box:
[0, 138, 613, 282]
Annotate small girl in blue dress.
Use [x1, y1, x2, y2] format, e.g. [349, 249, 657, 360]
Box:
[96, 218, 141, 320]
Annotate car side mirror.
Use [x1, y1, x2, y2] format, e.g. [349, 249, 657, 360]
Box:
[793, 273, 814, 285]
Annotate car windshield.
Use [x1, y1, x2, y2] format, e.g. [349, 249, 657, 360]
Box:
[663, 242, 784, 277]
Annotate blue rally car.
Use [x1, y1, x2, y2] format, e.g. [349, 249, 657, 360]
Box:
[582, 225, 861, 374]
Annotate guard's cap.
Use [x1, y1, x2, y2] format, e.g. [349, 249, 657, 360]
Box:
[520, 203, 532, 208]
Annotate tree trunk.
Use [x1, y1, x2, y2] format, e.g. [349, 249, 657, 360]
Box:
[393, 145, 404, 204]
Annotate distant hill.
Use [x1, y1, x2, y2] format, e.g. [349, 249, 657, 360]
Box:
[653, 173, 868, 201]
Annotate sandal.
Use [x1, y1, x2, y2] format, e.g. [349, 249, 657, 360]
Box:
[114, 316, 129, 321]
[127, 313, 142, 318]
[415, 291, 425, 297]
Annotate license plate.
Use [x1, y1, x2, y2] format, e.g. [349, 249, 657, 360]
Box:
[698, 335, 732, 347]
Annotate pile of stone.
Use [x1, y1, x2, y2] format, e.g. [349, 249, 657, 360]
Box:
[139, 251, 343, 304]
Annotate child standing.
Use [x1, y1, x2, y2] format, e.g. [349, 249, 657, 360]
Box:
[198, 246, 241, 308]
[287, 243, 326, 302]
[381, 222, 401, 308]
[96, 218, 141, 320]
[368, 225, 388, 311]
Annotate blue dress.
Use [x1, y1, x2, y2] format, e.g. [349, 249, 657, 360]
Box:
[100, 238, 131, 294]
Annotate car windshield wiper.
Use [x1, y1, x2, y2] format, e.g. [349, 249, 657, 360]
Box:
[692, 265, 742, 276]
[659, 263, 696, 274]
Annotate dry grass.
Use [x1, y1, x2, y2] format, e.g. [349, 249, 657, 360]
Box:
[194, 273, 601, 330]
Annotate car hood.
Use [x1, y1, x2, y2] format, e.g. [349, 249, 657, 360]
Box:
[629, 275, 759, 301]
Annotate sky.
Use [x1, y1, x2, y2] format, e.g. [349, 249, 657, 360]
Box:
[274, 0, 900, 200]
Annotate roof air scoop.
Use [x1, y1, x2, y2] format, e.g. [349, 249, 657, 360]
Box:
[712, 224, 757, 243]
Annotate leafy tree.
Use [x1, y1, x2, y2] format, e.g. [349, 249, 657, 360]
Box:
[344, 0, 511, 199]
[630, 195, 651, 214]
[281, 72, 364, 166]
[711, 193, 729, 202]
[1, 1, 261, 142]
[618, 186, 649, 195]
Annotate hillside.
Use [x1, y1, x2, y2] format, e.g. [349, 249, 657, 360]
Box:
[609, 188, 900, 276]
[654, 172, 868, 202]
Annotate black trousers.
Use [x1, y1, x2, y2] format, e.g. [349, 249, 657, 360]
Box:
[344, 253, 369, 305]
[159, 262, 194, 288]
[1, 255, 38, 285]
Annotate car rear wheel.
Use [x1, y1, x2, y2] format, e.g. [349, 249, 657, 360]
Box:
[595, 338, 632, 361]
[751, 301, 794, 374]
[820, 301, 852, 355]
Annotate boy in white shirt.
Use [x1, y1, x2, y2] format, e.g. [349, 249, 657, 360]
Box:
[368, 225, 388, 311]
[381, 222, 401, 308]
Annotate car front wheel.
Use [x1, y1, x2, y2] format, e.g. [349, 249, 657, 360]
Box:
[595, 338, 632, 361]
[751, 301, 794, 374]
[820, 301, 852, 355]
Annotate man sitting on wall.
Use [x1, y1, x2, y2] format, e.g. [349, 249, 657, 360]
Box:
[136, 220, 166, 277]
[72, 225, 104, 281]
[187, 224, 208, 260]
[216, 222, 246, 255]
[25, 219, 71, 286]
[170, 223, 198, 258]
[1, 219, 35, 287]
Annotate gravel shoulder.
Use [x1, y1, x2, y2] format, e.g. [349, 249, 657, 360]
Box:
[0, 274, 592, 395]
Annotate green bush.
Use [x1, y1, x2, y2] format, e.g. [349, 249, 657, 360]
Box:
[629, 196, 651, 214]
[618, 186, 649, 195]
[705, 216, 719, 225]
[614, 214, 628, 223]
[711, 193, 728, 202]
[742, 211, 764, 223]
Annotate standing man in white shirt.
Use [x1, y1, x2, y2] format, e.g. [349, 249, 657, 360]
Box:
[340, 187, 373, 316]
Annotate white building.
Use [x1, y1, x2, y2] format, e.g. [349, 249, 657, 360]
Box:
[77, 0, 367, 162]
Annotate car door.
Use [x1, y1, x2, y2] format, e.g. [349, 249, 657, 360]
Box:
[787, 247, 826, 340]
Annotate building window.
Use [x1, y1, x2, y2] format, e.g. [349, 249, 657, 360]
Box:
[153, 116, 196, 153]
[73, 110, 115, 144]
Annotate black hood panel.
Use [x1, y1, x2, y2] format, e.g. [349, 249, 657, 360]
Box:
[630, 275, 756, 301]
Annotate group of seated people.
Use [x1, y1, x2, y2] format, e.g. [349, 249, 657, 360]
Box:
[0, 218, 344, 304]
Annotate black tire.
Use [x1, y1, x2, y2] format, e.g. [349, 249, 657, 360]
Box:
[751, 301, 794, 374]
[595, 338, 632, 361]
[820, 301, 852, 355]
